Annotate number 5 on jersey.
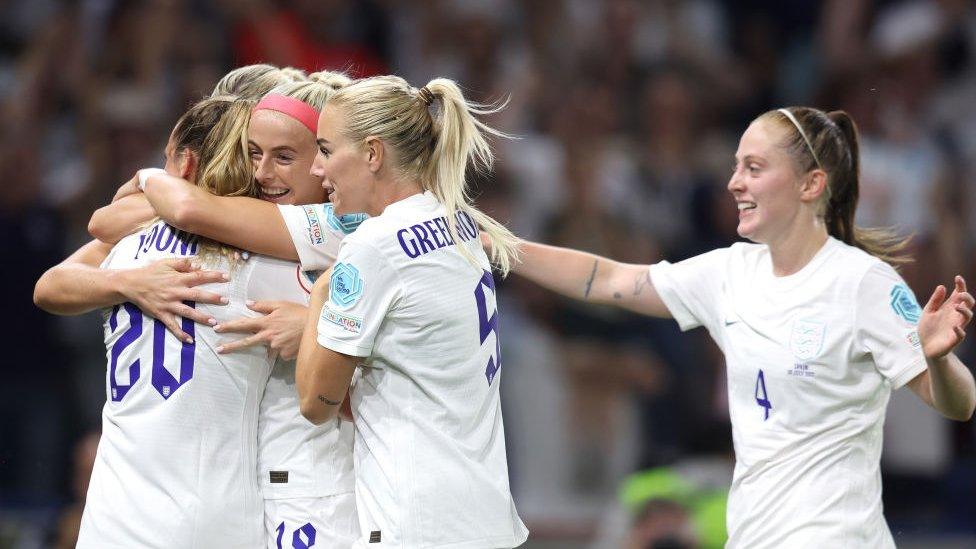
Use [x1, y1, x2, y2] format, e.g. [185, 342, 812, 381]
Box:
[474, 270, 501, 385]
[755, 369, 772, 420]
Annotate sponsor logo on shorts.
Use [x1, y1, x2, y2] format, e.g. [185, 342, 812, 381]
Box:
[269, 471, 289, 483]
[322, 306, 363, 334]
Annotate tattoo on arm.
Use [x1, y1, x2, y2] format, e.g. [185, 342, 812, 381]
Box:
[633, 270, 652, 296]
[583, 260, 598, 299]
[318, 395, 340, 406]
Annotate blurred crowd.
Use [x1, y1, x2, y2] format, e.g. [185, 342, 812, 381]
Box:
[3, 0, 976, 546]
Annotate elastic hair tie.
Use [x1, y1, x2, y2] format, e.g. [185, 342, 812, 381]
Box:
[778, 108, 822, 170]
[253, 94, 319, 135]
[417, 86, 435, 106]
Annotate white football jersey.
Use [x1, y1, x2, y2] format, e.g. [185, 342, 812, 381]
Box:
[278, 203, 367, 271]
[79, 221, 302, 549]
[649, 237, 927, 548]
[316, 192, 529, 548]
[256, 265, 355, 501]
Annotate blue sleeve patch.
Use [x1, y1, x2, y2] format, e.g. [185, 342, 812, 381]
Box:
[323, 203, 368, 235]
[890, 284, 921, 324]
[330, 262, 364, 309]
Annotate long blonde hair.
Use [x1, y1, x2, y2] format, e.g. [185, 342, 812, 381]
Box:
[266, 70, 352, 110]
[211, 64, 308, 101]
[169, 96, 255, 264]
[328, 76, 520, 275]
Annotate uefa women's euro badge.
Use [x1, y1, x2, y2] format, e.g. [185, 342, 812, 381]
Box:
[790, 318, 826, 361]
[889, 284, 921, 325]
[329, 263, 364, 310]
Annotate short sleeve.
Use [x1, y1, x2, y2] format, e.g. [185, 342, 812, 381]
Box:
[277, 203, 367, 271]
[648, 248, 729, 332]
[855, 263, 927, 389]
[316, 239, 401, 358]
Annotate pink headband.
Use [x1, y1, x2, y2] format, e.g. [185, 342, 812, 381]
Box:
[253, 94, 319, 135]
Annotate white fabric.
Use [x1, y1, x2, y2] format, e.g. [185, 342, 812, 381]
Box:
[263, 493, 359, 549]
[316, 192, 529, 548]
[255, 266, 355, 501]
[80, 221, 297, 548]
[278, 203, 366, 271]
[137, 168, 166, 191]
[649, 237, 927, 548]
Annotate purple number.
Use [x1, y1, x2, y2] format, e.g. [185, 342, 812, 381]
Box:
[151, 301, 195, 399]
[276, 522, 285, 549]
[108, 303, 143, 401]
[474, 270, 501, 385]
[292, 523, 316, 549]
[106, 301, 196, 402]
[755, 369, 772, 420]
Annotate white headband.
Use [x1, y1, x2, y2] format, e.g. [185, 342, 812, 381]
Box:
[778, 108, 823, 169]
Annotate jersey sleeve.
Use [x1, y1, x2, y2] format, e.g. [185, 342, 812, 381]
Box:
[316, 239, 401, 358]
[648, 248, 729, 332]
[854, 262, 927, 389]
[277, 203, 367, 271]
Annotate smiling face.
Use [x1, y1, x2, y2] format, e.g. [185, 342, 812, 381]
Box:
[311, 104, 376, 215]
[248, 109, 326, 206]
[727, 120, 809, 245]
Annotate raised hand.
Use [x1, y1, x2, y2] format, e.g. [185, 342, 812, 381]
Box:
[919, 276, 975, 360]
[214, 301, 308, 359]
[120, 258, 229, 343]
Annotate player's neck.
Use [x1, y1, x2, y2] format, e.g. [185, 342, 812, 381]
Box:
[767, 223, 829, 277]
[373, 176, 424, 215]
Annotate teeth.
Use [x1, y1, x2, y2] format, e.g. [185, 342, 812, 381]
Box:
[737, 202, 756, 211]
[261, 187, 289, 197]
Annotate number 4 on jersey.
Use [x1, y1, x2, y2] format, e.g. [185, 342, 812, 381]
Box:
[755, 369, 772, 420]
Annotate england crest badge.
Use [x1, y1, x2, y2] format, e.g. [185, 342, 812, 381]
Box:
[790, 318, 826, 361]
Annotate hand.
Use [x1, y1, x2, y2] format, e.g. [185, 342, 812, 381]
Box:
[919, 276, 975, 360]
[214, 301, 308, 359]
[119, 258, 229, 343]
[112, 173, 142, 202]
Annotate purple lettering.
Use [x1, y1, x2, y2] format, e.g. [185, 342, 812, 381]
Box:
[397, 228, 421, 258]
[424, 220, 446, 249]
[410, 224, 435, 254]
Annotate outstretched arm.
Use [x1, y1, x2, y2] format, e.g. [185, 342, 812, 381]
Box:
[140, 172, 299, 261]
[908, 276, 976, 421]
[34, 239, 229, 343]
[510, 239, 672, 318]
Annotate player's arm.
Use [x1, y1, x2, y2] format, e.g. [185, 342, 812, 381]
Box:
[296, 272, 356, 425]
[138, 171, 300, 261]
[907, 276, 976, 421]
[89, 194, 157, 244]
[215, 300, 308, 359]
[33, 239, 228, 343]
[509, 238, 672, 317]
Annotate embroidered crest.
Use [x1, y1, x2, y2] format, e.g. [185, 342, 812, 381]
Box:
[329, 262, 364, 309]
[890, 284, 921, 325]
[790, 318, 826, 361]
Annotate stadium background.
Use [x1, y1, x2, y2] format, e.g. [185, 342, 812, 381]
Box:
[2, 0, 975, 547]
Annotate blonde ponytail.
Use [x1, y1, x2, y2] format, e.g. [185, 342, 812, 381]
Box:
[422, 78, 520, 275]
[329, 75, 521, 275]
